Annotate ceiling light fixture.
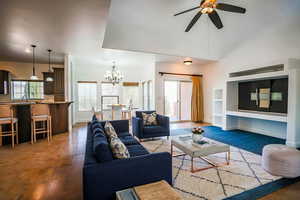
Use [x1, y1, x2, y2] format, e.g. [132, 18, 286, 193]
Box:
[25, 48, 31, 53]
[46, 49, 54, 82]
[30, 45, 38, 80]
[104, 62, 123, 86]
[184, 60, 193, 66]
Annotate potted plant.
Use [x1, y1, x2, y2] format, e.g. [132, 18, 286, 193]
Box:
[192, 127, 205, 143]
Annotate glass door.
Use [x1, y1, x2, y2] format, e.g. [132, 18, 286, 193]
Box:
[180, 81, 193, 121]
[164, 81, 179, 121]
[164, 80, 192, 122]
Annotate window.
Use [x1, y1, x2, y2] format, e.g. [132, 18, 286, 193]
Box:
[142, 82, 148, 110]
[142, 81, 153, 110]
[11, 80, 44, 100]
[101, 83, 119, 110]
[122, 82, 139, 109]
[78, 82, 97, 111]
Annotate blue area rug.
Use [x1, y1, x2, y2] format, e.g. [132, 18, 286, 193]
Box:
[172, 126, 286, 155]
[171, 126, 299, 200]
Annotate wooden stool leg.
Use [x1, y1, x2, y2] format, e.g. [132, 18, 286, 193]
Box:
[47, 119, 50, 142]
[33, 120, 37, 143]
[31, 120, 33, 144]
[49, 117, 52, 141]
[11, 122, 14, 148]
[0, 125, 2, 147]
[16, 121, 19, 144]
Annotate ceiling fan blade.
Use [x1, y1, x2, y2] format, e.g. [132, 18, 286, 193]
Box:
[208, 10, 223, 29]
[216, 3, 246, 14]
[174, 6, 200, 16]
[185, 12, 203, 32]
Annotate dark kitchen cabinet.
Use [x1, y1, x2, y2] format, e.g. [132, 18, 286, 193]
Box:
[53, 68, 65, 101]
[0, 70, 9, 95]
[43, 72, 54, 95]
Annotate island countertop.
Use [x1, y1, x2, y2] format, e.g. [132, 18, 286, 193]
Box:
[0, 101, 73, 105]
[0, 101, 73, 146]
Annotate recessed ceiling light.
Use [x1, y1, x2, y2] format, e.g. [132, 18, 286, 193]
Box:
[184, 60, 193, 66]
[25, 48, 31, 53]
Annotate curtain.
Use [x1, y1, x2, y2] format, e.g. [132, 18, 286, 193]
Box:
[191, 76, 204, 122]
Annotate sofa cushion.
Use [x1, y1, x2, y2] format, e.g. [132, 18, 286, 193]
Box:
[120, 136, 139, 146]
[142, 112, 158, 126]
[93, 132, 113, 163]
[118, 132, 132, 138]
[93, 127, 106, 136]
[110, 137, 130, 159]
[92, 122, 104, 132]
[104, 121, 118, 140]
[143, 125, 168, 135]
[127, 144, 149, 157]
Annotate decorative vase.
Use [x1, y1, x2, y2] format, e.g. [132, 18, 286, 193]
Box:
[192, 134, 203, 143]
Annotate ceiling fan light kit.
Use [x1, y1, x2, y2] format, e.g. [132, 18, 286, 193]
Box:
[174, 0, 246, 32]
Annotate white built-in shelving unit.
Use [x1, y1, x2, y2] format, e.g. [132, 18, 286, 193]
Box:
[212, 88, 223, 127]
[224, 59, 300, 147]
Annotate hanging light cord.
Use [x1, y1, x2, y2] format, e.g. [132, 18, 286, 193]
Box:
[32, 45, 36, 76]
[48, 49, 52, 72]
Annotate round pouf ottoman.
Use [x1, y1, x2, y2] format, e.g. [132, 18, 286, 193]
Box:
[262, 144, 300, 178]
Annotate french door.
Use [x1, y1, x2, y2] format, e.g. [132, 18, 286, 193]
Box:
[164, 80, 192, 122]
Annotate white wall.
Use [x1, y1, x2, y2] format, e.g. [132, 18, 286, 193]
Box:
[72, 56, 155, 123]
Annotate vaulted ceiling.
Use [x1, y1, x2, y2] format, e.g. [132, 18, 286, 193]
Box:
[103, 0, 300, 61]
[1, 0, 299, 65]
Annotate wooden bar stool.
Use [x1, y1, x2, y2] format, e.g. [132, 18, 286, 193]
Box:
[0, 105, 18, 148]
[30, 104, 52, 144]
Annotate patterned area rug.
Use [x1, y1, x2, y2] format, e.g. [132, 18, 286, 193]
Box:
[141, 138, 281, 200]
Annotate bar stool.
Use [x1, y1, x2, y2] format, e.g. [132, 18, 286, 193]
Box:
[31, 104, 52, 144]
[0, 105, 18, 148]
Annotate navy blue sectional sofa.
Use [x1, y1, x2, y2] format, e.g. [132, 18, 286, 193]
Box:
[83, 118, 172, 200]
[132, 111, 170, 140]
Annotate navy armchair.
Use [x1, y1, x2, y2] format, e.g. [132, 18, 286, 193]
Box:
[132, 111, 170, 140]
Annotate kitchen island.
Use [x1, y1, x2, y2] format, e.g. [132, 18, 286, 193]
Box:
[0, 101, 72, 145]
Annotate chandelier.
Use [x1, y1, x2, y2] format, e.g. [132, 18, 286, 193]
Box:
[104, 62, 123, 85]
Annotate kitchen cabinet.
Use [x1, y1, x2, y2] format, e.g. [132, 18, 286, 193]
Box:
[53, 68, 65, 101]
[0, 70, 9, 95]
[43, 72, 54, 95]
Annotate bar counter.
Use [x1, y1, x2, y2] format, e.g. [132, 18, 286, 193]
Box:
[0, 101, 72, 145]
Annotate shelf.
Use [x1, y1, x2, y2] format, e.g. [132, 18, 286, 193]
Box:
[226, 110, 287, 123]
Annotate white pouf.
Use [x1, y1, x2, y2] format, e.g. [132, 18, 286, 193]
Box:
[262, 144, 300, 178]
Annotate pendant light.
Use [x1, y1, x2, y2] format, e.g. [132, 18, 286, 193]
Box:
[46, 49, 54, 82]
[30, 45, 38, 80]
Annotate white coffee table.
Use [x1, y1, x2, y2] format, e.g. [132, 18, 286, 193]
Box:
[171, 136, 230, 173]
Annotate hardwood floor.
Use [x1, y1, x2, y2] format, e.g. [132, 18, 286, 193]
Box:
[0, 122, 299, 200]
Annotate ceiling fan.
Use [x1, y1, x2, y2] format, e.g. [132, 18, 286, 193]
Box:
[174, 0, 246, 32]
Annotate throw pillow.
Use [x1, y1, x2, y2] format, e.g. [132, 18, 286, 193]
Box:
[110, 137, 130, 159]
[142, 112, 158, 126]
[104, 121, 118, 139]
